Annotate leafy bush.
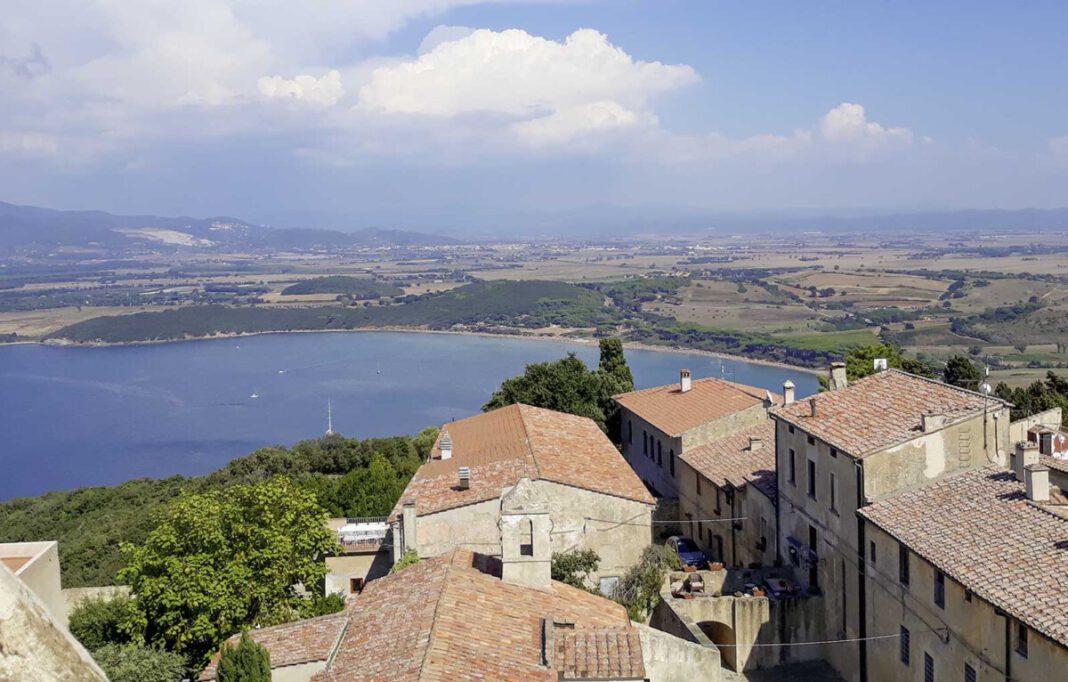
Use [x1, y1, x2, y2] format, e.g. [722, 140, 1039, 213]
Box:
[68, 594, 140, 651]
[613, 545, 682, 621]
[551, 549, 600, 590]
[298, 592, 346, 619]
[216, 632, 271, 682]
[90, 643, 186, 682]
[390, 549, 420, 574]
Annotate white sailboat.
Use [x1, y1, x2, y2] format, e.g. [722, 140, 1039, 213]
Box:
[250, 391, 260, 399]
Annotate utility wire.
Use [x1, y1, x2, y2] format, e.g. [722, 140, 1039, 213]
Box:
[710, 626, 946, 648]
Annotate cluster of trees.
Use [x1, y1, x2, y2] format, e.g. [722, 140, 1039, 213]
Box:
[994, 371, 1068, 425]
[483, 337, 634, 436]
[281, 275, 403, 299]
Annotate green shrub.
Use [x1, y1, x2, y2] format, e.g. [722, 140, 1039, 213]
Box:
[551, 549, 600, 590]
[216, 631, 271, 682]
[68, 594, 140, 651]
[390, 549, 419, 574]
[90, 643, 185, 682]
[613, 545, 682, 621]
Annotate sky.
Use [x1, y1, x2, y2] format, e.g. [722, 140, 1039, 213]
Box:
[1, 0, 1066, 232]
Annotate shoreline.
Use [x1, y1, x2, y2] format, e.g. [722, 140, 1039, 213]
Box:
[17, 325, 823, 376]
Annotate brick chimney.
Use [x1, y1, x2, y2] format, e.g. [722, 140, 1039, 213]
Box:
[439, 430, 453, 460]
[829, 362, 848, 391]
[1014, 441, 1040, 482]
[809, 397, 818, 418]
[1025, 464, 1050, 503]
[783, 380, 796, 405]
[922, 413, 946, 433]
[680, 369, 693, 393]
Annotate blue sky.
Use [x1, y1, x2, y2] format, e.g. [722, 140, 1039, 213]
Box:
[1, 1, 1065, 231]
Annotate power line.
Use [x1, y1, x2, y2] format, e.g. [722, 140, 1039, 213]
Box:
[710, 626, 946, 648]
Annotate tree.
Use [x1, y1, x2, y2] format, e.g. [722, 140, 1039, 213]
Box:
[613, 545, 681, 621]
[68, 594, 141, 652]
[821, 344, 936, 390]
[119, 476, 340, 667]
[483, 338, 635, 436]
[943, 355, 983, 390]
[90, 644, 186, 682]
[551, 549, 600, 590]
[216, 632, 271, 682]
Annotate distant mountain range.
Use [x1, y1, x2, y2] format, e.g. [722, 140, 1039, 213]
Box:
[0, 201, 457, 253]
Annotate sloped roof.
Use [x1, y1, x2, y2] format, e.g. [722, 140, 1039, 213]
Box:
[200, 612, 349, 681]
[771, 369, 1007, 458]
[391, 404, 654, 520]
[210, 551, 642, 682]
[613, 376, 774, 437]
[859, 467, 1068, 647]
[680, 420, 778, 499]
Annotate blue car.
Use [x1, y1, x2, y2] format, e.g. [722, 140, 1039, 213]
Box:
[665, 536, 709, 568]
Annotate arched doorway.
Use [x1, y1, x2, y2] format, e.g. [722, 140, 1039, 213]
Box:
[698, 620, 737, 671]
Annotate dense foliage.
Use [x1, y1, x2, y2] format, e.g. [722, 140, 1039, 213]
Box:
[0, 430, 436, 587]
[994, 371, 1068, 425]
[69, 594, 140, 651]
[90, 643, 186, 682]
[216, 632, 271, 682]
[390, 548, 420, 574]
[281, 276, 403, 298]
[551, 549, 600, 590]
[49, 280, 620, 343]
[829, 344, 936, 386]
[483, 338, 635, 434]
[943, 355, 984, 390]
[613, 545, 681, 621]
[120, 477, 339, 666]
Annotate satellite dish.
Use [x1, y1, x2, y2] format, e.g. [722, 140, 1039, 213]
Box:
[873, 358, 888, 371]
[979, 382, 992, 395]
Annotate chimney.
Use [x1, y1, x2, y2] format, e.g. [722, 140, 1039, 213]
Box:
[458, 466, 471, 490]
[439, 431, 453, 460]
[400, 501, 418, 557]
[749, 436, 763, 451]
[1025, 464, 1050, 503]
[680, 369, 692, 393]
[921, 413, 945, 433]
[829, 362, 848, 391]
[1014, 441, 1040, 482]
[809, 397, 818, 418]
[783, 380, 796, 406]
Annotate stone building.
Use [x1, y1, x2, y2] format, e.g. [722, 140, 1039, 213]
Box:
[201, 493, 720, 682]
[0, 541, 65, 627]
[613, 371, 781, 566]
[323, 517, 391, 597]
[769, 365, 1013, 680]
[388, 403, 656, 590]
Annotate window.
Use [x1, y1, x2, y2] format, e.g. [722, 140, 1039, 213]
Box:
[789, 424, 795, 434]
[830, 472, 839, 512]
[696, 472, 702, 496]
[1016, 622, 1028, 658]
[789, 449, 796, 485]
[924, 652, 934, 682]
[934, 569, 945, 609]
[520, 519, 534, 556]
[349, 577, 364, 594]
[964, 589, 972, 603]
[964, 663, 976, 682]
[714, 486, 722, 514]
[899, 544, 910, 586]
[830, 447, 838, 458]
[759, 516, 768, 549]
[669, 449, 675, 477]
[870, 540, 877, 563]
[643, 431, 648, 456]
[628, 420, 633, 445]
[807, 435, 815, 445]
[900, 626, 910, 665]
[807, 458, 817, 499]
[657, 441, 663, 467]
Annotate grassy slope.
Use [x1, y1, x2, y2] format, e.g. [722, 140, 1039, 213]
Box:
[280, 276, 404, 298]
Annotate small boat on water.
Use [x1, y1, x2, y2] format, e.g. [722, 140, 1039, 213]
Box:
[250, 392, 260, 399]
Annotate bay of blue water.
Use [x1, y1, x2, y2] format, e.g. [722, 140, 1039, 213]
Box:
[0, 332, 817, 500]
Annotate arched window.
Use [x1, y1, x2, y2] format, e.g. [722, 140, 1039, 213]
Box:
[520, 519, 534, 556]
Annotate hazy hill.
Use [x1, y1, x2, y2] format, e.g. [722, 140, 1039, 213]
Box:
[0, 201, 457, 252]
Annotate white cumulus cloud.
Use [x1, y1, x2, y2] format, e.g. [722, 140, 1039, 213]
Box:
[820, 102, 913, 145]
[357, 28, 698, 145]
[259, 71, 343, 106]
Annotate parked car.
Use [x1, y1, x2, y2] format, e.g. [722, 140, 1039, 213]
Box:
[665, 536, 709, 568]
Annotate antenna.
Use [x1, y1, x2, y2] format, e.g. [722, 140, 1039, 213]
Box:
[326, 400, 334, 436]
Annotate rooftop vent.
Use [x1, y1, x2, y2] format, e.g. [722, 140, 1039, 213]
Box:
[680, 369, 693, 393]
[783, 379, 796, 405]
[1014, 441, 1040, 482]
[874, 358, 888, 372]
[829, 362, 848, 391]
[458, 466, 471, 490]
[439, 431, 453, 460]
[749, 436, 764, 451]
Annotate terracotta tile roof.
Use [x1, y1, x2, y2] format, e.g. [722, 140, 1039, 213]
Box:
[859, 467, 1068, 647]
[771, 370, 1008, 458]
[613, 376, 775, 437]
[681, 420, 778, 499]
[199, 611, 349, 681]
[1042, 454, 1068, 475]
[391, 404, 653, 520]
[556, 628, 646, 680]
[299, 550, 643, 682]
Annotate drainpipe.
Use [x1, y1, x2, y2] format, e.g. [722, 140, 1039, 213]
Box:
[855, 460, 868, 682]
[729, 487, 737, 567]
[773, 419, 782, 564]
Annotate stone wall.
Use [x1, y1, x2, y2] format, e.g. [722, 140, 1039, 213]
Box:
[1009, 407, 1062, 444]
[637, 622, 721, 682]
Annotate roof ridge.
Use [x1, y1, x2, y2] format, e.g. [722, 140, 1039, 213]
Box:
[881, 368, 1012, 406]
[415, 552, 457, 682]
[517, 404, 543, 481]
